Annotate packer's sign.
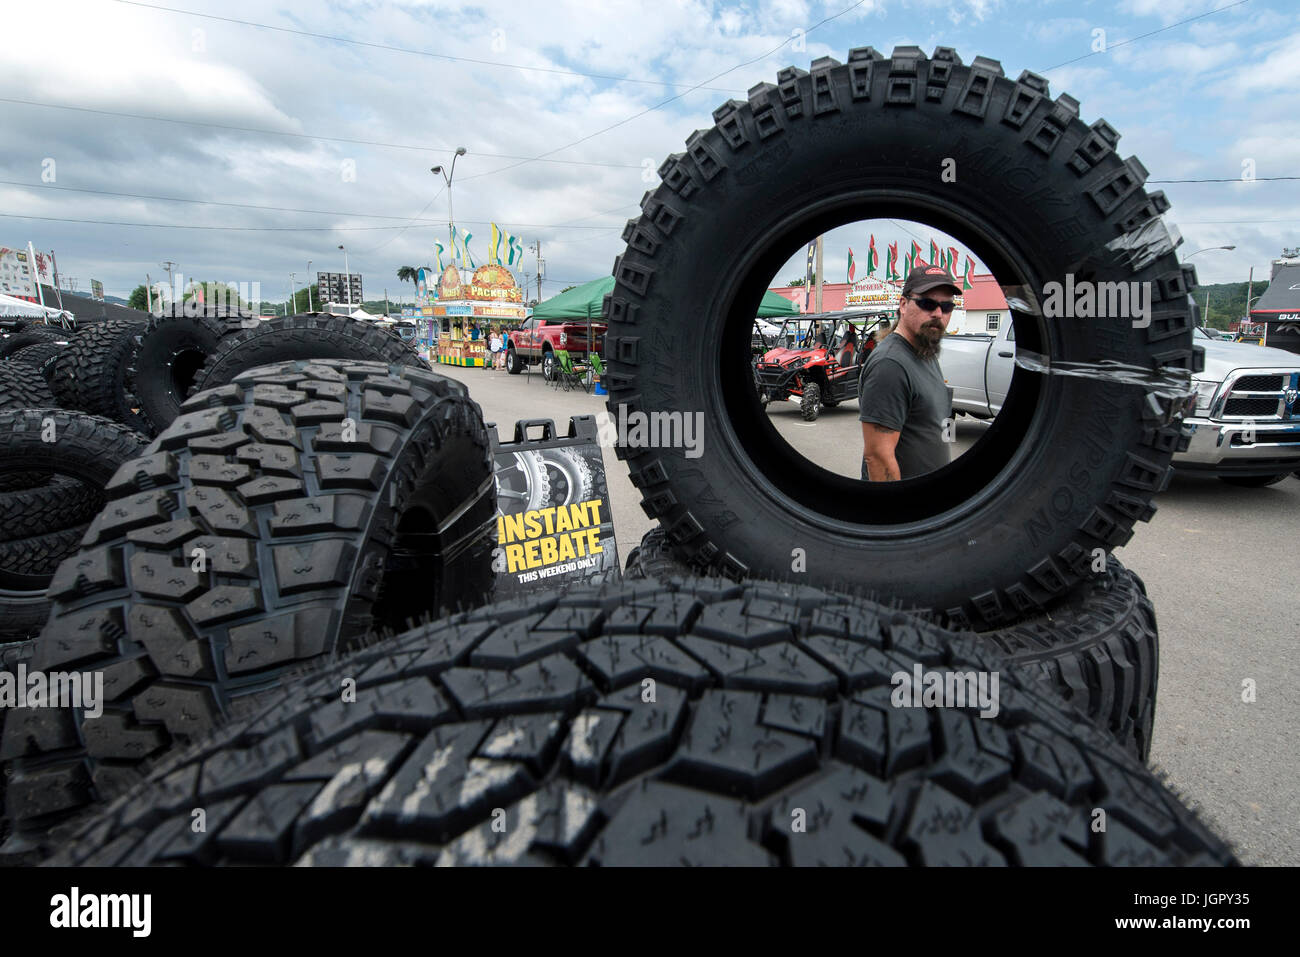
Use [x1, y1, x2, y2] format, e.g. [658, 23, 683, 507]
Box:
[468, 264, 523, 302]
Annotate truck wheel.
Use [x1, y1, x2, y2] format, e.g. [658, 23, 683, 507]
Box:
[190, 315, 423, 396]
[625, 530, 1158, 760]
[40, 579, 1234, 866]
[542, 350, 556, 381]
[1217, 473, 1288, 488]
[0, 360, 496, 844]
[132, 312, 245, 433]
[505, 347, 523, 375]
[48, 319, 149, 433]
[605, 46, 1198, 630]
[800, 382, 823, 421]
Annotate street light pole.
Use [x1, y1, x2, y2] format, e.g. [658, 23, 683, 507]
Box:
[431, 147, 468, 267]
[338, 244, 350, 309]
[307, 260, 314, 312]
[290, 271, 296, 315]
[1185, 244, 1232, 260]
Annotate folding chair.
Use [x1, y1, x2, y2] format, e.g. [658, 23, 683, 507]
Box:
[587, 352, 605, 393]
[554, 350, 585, 392]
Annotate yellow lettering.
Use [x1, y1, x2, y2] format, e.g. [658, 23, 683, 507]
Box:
[585, 528, 603, 555]
[553, 506, 572, 534]
[505, 543, 526, 572]
[499, 512, 526, 545]
[524, 511, 542, 538]
[524, 539, 542, 568]
[539, 537, 558, 564]
[557, 533, 577, 562]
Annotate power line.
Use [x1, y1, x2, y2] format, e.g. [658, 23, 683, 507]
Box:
[0, 212, 627, 233]
[0, 180, 631, 228]
[0, 97, 642, 169]
[458, 0, 876, 184]
[1150, 177, 1300, 183]
[1039, 0, 1251, 72]
[108, 0, 749, 94]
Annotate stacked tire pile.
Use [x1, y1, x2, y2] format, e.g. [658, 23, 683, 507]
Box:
[2, 48, 1234, 866]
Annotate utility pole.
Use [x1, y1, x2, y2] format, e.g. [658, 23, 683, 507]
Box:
[814, 235, 824, 313]
[159, 260, 177, 306]
[1245, 266, 1253, 324]
[289, 271, 296, 315]
[307, 260, 314, 311]
[385, 288, 390, 317]
[533, 240, 544, 302]
[338, 245, 351, 309]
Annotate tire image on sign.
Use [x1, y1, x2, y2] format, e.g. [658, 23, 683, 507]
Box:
[604, 46, 1199, 631]
[0, 360, 496, 849]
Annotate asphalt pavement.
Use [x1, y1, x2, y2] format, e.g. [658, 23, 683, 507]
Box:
[443, 360, 1298, 866]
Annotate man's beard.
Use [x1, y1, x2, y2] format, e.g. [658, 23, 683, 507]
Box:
[913, 323, 943, 360]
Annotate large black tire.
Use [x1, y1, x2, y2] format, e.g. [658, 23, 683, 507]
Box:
[800, 381, 823, 421]
[0, 325, 70, 359]
[48, 319, 148, 432]
[0, 359, 57, 409]
[604, 46, 1199, 631]
[0, 475, 104, 541]
[41, 579, 1234, 866]
[9, 341, 68, 382]
[505, 346, 524, 374]
[0, 360, 496, 842]
[131, 312, 246, 433]
[0, 411, 149, 642]
[191, 315, 423, 396]
[625, 529, 1159, 761]
[542, 350, 556, 381]
[980, 555, 1157, 762]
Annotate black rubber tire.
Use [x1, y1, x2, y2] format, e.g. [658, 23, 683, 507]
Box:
[624, 530, 1158, 762]
[38, 579, 1234, 866]
[604, 46, 1199, 631]
[48, 319, 148, 433]
[132, 312, 246, 433]
[190, 315, 423, 396]
[1217, 473, 1288, 488]
[9, 341, 68, 381]
[0, 326, 71, 359]
[0, 359, 496, 840]
[0, 359, 57, 409]
[979, 555, 1157, 762]
[505, 346, 524, 374]
[800, 381, 822, 421]
[0, 411, 150, 644]
[542, 350, 556, 381]
[0, 475, 104, 542]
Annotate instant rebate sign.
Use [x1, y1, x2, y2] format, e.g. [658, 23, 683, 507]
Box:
[491, 416, 620, 597]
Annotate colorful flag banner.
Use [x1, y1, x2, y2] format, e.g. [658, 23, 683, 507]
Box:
[947, 246, 959, 275]
[886, 241, 899, 281]
[929, 240, 940, 265]
[490, 223, 503, 265]
[867, 235, 879, 276]
[847, 247, 855, 283]
[506, 234, 524, 267]
[963, 255, 976, 291]
[804, 241, 815, 310]
[434, 240, 446, 273]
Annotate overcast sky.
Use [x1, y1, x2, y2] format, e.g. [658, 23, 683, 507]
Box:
[2, 0, 1295, 305]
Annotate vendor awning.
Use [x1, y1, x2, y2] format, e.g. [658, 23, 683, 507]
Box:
[533, 277, 800, 321]
[0, 292, 71, 319]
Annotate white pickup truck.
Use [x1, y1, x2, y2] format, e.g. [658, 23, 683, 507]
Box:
[942, 323, 1300, 487]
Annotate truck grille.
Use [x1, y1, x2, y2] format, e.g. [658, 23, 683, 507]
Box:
[1233, 374, 1284, 391]
[1224, 396, 1281, 417]
[1218, 369, 1299, 421]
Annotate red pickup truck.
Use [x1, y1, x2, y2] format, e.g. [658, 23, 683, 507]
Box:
[505, 317, 606, 380]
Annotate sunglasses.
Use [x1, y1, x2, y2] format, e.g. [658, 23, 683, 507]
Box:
[906, 296, 956, 314]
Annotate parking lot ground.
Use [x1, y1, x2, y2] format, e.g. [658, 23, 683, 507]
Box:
[437, 361, 1299, 864]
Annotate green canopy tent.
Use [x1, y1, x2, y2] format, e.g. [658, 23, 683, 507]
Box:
[533, 276, 799, 325]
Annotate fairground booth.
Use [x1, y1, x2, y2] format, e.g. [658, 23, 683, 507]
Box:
[413, 264, 530, 366]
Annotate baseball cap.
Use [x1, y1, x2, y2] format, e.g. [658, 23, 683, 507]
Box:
[901, 265, 960, 298]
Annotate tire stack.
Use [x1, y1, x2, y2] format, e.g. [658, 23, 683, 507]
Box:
[0, 48, 1234, 867]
